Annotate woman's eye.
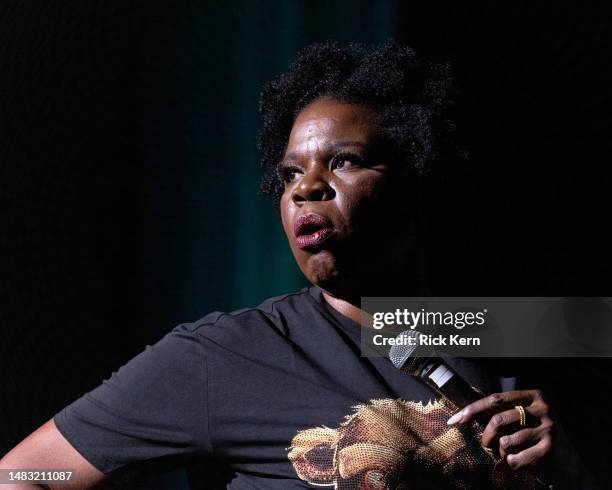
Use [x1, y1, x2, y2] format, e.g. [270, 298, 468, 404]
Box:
[280, 166, 301, 184]
[332, 154, 363, 171]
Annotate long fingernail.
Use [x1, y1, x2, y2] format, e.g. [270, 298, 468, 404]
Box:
[447, 411, 463, 425]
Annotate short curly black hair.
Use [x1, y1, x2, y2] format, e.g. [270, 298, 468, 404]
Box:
[258, 41, 459, 202]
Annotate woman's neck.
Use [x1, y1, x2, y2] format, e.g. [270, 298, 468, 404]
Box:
[320, 272, 423, 327]
[321, 290, 367, 326]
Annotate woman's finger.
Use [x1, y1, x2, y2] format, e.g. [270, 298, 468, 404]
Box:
[447, 390, 543, 426]
[481, 408, 521, 449]
[498, 428, 538, 458]
[506, 433, 553, 470]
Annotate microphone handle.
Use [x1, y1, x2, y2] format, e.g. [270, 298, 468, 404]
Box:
[404, 357, 490, 428]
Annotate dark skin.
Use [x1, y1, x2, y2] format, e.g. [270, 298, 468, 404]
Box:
[279, 97, 554, 471]
[280, 97, 419, 301]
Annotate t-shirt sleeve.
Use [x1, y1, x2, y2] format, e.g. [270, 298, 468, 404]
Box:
[53, 323, 211, 475]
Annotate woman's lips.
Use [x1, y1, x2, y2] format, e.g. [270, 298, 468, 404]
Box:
[296, 227, 335, 250]
[294, 213, 336, 251]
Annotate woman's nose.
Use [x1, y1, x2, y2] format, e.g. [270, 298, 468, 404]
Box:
[292, 167, 334, 204]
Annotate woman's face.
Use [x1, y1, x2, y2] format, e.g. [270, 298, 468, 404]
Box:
[280, 97, 404, 297]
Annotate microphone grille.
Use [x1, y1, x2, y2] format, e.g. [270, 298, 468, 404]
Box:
[388, 330, 421, 369]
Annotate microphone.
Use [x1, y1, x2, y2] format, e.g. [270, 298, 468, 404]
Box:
[389, 330, 484, 413]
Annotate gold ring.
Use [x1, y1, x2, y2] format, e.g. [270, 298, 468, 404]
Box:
[515, 405, 526, 428]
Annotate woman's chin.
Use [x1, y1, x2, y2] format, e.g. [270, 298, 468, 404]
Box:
[302, 250, 343, 289]
[300, 249, 377, 298]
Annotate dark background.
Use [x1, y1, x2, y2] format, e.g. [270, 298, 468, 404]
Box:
[1, 1, 610, 488]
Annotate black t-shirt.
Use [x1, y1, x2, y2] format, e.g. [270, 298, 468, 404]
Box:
[53, 287, 595, 489]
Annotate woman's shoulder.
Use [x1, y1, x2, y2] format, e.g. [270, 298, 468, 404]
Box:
[171, 287, 321, 351]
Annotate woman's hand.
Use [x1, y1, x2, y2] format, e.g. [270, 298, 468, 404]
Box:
[447, 389, 554, 470]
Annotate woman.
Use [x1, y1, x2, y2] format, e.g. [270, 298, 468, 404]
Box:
[0, 42, 591, 489]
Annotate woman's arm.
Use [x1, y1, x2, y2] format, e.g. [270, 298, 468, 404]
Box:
[0, 418, 105, 490]
[1, 324, 211, 489]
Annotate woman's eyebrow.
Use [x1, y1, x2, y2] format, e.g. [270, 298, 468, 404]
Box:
[282, 141, 369, 163]
[329, 141, 369, 152]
